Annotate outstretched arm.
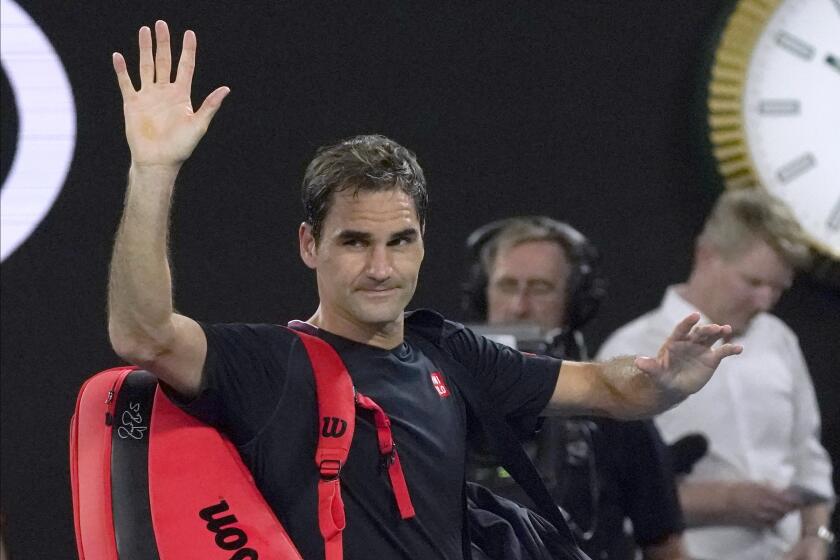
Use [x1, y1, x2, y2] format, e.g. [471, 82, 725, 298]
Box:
[108, 21, 229, 397]
[544, 313, 742, 419]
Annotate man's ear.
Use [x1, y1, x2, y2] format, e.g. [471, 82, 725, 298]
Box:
[299, 222, 318, 270]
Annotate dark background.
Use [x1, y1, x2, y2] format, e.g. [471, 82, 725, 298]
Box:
[1, 1, 837, 557]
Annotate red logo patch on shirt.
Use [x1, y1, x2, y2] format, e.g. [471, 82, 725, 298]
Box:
[430, 372, 450, 398]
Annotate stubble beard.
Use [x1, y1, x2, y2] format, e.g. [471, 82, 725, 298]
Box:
[348, 286, 412, 327]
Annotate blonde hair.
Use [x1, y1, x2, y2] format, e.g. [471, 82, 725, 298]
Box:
[697, 189, 811, 269]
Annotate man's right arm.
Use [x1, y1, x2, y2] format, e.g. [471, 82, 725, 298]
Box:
[678, 480, 799, 529]
[107, 21, 229, 397]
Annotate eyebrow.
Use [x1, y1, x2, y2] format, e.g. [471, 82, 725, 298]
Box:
[335, 228, 420, 242]
[336, 230, 373, 242]
[390, 228, 420, 241]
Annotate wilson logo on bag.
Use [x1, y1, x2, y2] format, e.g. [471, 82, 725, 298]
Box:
[199, 499, 259, 559]
[321, 416, 348, 438]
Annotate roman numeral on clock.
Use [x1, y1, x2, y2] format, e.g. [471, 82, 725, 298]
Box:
[776, 153, 816, 184]
[828, 199, 840, 232]
[759, 99, 800, 115]
[775, 31, 815, 60]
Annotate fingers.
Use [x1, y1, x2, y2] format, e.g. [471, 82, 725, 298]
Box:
[154, 20, 172, 84]
[634, 355, 662, 375]
[774, 489, 803, 511]
[672, 312, 701, 340]
[112, 52, 136, 97]
[759, 500, 792, 523]
[175, 30, 197, 95]
[690, 323, 731, 346]
[138, 26, 154, 89]
[195, 86, 231, 129]
[714, 342, 743, 361]
[755, 485, 799, 521]
[736, 484, 786, 527]
[127, 22, 188, 89]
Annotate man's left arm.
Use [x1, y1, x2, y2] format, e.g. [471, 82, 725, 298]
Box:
[783, 335, 835, 560]
[543, 313, 742, 419]
[783, 503, 834, 560]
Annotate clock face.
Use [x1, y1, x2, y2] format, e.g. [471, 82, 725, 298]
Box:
[741, 0, 840, 257]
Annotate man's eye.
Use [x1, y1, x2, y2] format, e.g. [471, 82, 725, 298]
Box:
[343, 239, 365, 247]
[494, 280, 519, 294]
[529, 283, 555, 296]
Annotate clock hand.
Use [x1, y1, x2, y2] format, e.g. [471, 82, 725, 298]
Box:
[826, 54, 840, 74]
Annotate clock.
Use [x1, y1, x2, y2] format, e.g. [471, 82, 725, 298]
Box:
[707, 0, 840, 284]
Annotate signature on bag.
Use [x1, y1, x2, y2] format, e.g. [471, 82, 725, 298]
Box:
[117, 401, 148, 440]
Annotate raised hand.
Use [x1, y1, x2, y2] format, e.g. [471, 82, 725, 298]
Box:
[112, 20, 229, 168]
[635, 312, 742, 406]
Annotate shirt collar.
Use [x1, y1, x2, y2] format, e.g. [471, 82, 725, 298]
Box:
[660, 284, 714, 326]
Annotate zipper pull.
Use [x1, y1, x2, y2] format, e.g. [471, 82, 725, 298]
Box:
[104, 381, 117, 426]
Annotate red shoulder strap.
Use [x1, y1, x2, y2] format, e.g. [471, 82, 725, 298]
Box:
[288, 324, 417, 560]
[289, 329, 355, 560]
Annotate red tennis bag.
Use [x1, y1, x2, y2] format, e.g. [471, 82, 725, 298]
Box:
[70, 364, 302, 559]
[70, 329, 408, 559]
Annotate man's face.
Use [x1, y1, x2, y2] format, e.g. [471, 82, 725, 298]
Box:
[486, 240, 570, 331]
[300, 188, 424, 327]
[700, 240, 793, 334]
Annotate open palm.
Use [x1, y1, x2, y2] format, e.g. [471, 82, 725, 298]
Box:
[636, 312, 743, 403]
[112, 21, 229, 167]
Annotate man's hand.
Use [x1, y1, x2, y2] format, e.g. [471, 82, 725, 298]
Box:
[113, 20, 229, 169]
[634, 312, 742, 409]
[679, 480, 802, 530]
[724, 482, 801, 529]
[545, 314, 741, 419]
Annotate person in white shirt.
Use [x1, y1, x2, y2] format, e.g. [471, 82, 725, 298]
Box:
[598, 189, 835, 560]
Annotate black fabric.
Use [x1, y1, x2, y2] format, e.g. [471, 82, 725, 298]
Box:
[110, 370, 161, 559]
[173, 309, 561, 560]
[471, 418, 684, 559]
[406, 310, 589, 560]
[467, 483, 578, 560]
[593, 419, 684, 550]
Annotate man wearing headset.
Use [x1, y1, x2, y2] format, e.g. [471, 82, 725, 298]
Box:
[464, 216, 686, 560]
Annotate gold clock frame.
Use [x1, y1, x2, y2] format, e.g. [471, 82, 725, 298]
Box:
[707, 0, 840, 262]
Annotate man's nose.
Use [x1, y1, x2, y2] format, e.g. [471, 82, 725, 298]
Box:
[366, 245, 393, 280]
[509, 290, 531, 317]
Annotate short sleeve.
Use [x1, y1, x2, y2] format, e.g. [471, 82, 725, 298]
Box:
[171, 322, 300, 446]
[439, 321, 561, 434]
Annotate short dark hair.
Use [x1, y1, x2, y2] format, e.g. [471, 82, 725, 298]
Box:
[302, 134, 428, 242]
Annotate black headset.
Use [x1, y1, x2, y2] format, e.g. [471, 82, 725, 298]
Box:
[461, 216, 607, 333]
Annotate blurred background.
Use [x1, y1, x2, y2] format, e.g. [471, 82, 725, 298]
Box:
[1, 1, 837, 557]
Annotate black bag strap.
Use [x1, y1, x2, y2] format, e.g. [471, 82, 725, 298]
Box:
[404, 310, 580, 547]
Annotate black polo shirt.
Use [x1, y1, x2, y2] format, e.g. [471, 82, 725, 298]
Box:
[177, 312, 561, 560]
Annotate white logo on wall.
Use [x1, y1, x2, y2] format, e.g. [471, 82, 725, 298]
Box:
[0, 0, 76, 262]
